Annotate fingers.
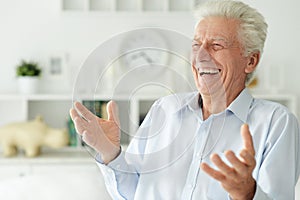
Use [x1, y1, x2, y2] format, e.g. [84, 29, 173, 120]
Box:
[69, 107, 80, 121]
[73, 101, 96, 122]
[224, 151, 245, 173]
[241, 124, 255, 156]
[107, 101, 120, 125]
[69, 108, 87, 134]
[70, 102, 95, 134]
[202, 151, 255, 183]
[239, 149, 256, 169]
[201, 162, 226, 181]
[210, 154, 234, 175]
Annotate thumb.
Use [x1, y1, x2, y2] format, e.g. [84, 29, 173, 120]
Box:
[107, 100, 120, 125]
[241, 124, 255, 156]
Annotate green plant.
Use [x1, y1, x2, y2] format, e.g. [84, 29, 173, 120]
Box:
[16, 60, 42, 77]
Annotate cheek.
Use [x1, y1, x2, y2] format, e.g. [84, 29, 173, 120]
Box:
[190, 51, 198, 66]
[191, 64, 198, 80]
[224, 58, 248, 82]
[209, 53, 225, 69]
[190, 63, 201, 88]
[236, 56, 249, 73]
[190, 54, 198, 75]
[217, 52, 247, 72]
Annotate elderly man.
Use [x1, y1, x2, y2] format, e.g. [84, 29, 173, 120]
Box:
[70, 0, 300, 199]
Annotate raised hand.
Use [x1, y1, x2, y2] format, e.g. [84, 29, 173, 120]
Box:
[201, 124, 256, 200]
[70, 101, 121, 164]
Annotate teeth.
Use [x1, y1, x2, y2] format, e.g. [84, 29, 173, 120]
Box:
[199, 69, 221, 76]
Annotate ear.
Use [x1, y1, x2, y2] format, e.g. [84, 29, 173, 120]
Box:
[245, 52, 260, 73]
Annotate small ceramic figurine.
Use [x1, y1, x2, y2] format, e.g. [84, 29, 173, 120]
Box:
[0, 116, 69, 157]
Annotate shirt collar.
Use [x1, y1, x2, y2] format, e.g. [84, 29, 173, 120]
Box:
[174, 88, 253, 123]
[227, 88, 253, 123]
[173, 92, 200, 114]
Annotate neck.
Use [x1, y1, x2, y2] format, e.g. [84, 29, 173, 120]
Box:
[201, 87, 245, 120]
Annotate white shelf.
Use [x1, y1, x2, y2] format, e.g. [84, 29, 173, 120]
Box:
[60, 0, 198, 13]
[0, 93, 72, 101]
[0, 147, 94, 164]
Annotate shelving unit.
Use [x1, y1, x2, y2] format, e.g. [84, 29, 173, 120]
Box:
[60, 0, 200, 13]
[0, 93, 162, 148]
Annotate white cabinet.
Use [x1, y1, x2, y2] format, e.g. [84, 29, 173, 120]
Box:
[0, 149, 112, 200]
[61, 0, 201, 12]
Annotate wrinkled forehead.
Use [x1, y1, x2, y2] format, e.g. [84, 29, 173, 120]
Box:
[194, 17, 240, 43]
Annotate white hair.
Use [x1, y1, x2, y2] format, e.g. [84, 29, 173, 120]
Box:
[194, 0, 268, 84]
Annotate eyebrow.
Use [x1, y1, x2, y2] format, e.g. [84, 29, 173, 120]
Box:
[193, 36, 229, 44]
[193, 36, 201, 41]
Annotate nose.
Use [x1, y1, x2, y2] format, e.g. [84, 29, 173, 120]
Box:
[195, 43, 211, 62]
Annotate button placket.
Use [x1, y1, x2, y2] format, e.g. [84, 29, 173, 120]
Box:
[182, 121, 211, 200]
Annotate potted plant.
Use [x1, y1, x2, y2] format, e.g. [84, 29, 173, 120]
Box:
[16, 60, 42, 94]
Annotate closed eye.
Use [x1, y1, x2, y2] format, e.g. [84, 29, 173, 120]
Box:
[192, 42, 201, 51]
[211, 43, 224, 51]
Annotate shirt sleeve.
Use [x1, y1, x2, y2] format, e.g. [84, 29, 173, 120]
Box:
[94, 99, 161, 200]
[253, 111, 300, 199]
[227, 184, 272, 200]
[96, 152, 139, 200]
[225, 183, 271, 200]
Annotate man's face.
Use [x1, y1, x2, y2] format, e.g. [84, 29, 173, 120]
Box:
[192, 16, 251, 98]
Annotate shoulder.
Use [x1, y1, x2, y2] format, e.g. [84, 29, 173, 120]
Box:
[251, 98, 297, 123]
[252, 98, 290, 114]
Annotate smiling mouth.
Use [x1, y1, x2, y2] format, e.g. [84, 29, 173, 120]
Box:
[199, 69, 221, 76]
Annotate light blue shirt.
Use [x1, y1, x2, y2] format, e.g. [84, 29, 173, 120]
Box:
[97, 89, 300, 200]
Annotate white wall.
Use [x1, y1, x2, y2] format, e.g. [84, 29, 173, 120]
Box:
[245, 0, 300, 96]
[0, 0, 194, 94]
[0, 0, 300, 111]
